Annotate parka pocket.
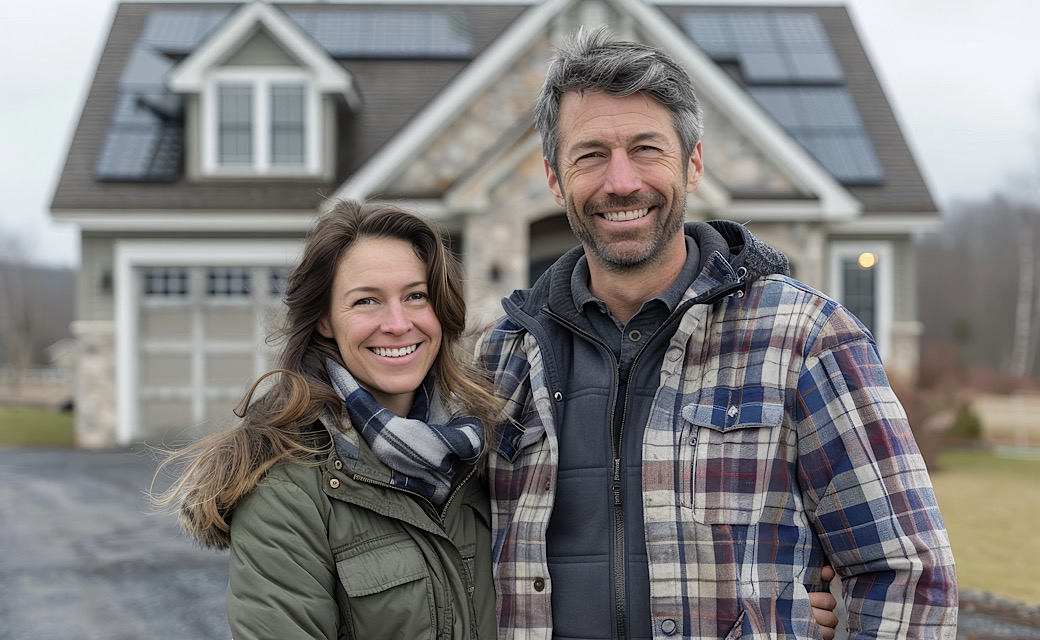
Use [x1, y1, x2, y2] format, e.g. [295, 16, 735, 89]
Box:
[679, 387, 784, 525]
[335, 532, 436, 639]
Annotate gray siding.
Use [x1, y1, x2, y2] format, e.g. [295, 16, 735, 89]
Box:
[79, 234, 116, 322]
[222, 28, 298, 66]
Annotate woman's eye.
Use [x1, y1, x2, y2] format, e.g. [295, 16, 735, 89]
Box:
[352, 297, 376, 306]
[407, 292, 428, 302]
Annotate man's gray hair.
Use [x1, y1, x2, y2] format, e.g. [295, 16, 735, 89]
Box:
[533, 26, 704, 175]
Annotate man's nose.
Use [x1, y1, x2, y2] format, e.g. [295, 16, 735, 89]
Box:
[603, 152, 642, 196]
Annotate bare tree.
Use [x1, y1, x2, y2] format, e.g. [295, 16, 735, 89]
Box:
[0, 235, 33, 389]
[1010, 220, 1036, 379]
[917, 196, 1040, 385]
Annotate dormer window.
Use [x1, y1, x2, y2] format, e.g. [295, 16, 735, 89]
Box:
[203, 68, 320, 177]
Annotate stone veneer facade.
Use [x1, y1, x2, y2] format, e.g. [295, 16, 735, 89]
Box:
[71, 320, 117, 448]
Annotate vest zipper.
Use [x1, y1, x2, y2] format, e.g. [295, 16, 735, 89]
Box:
[546, 292, 715, 639]
[545, 308, 634, 639]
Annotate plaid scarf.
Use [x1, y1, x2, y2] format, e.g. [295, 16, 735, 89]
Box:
[325, 359, 484, 505]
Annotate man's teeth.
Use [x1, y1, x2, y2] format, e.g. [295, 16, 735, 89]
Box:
[372, 345, 418, 358]
[603, 208, 649, 222]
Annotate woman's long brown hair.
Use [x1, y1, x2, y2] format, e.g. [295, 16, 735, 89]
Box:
[152, 199, 501, 549]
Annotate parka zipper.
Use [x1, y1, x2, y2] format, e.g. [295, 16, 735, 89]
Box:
[351, 460, 478, 525]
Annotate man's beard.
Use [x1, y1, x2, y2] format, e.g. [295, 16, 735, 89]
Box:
[566, 191, 686, 272]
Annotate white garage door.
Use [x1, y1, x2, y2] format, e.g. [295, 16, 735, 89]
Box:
[136, 265, 289, 440]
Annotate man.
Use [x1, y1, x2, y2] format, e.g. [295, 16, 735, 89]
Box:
[476, 27, 957, 639]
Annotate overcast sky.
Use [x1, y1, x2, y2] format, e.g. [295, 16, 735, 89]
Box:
[3, 0, 1039, 268]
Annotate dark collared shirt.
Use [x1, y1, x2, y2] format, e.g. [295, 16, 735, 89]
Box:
[571, 236, 701, 370]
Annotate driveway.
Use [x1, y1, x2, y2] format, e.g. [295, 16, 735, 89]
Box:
[2, 447, 1039, 639]
[0, 447, 230, 640]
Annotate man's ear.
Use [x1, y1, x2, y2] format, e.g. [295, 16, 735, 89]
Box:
[545, 158, 566, 207]
[686, 140, 704, 194]
[316, 317, 333, 339]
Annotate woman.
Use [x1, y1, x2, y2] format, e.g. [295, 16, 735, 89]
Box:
[154, 199, 501, 639]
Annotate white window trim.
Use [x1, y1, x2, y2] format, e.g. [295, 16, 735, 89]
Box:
[828, 240, 893, 362]
[201, 67, 322, 178]
[115, 240, 303, 444]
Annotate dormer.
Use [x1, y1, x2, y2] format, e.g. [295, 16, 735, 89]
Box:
[168, 1, 359, 180]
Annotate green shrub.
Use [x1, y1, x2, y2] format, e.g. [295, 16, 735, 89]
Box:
[951, 404, 982, 440]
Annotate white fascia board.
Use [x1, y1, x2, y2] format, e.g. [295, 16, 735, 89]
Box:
[51, 210, 318, 233]
[335, 0, 576, 201]
[168, 2, 358, 105]
[613, 0, 861, 218]
[828, 213, 942, 235]
[114, 238, 303, 444]
[712, 200, 840, 222]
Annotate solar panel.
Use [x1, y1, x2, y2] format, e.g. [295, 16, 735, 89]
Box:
[95, 120, 183, 182]
[787, 52, 844, 83]
[740, 53, 791, 83]
[798, 131, 884, 183]
[96, 10, 224, 182]
[119, 45, 176, 90]
[95, 128, 161, 180]
[748, 88, 883, 183]
[684, 15, 734, 57]
[730, 14, 776, 53]
[139, 9, 231, 55]
[771, 13, 830, 50]
[683, 12, 844, 83]
[684, 11, 881, 183]
[285, 10, 474, 58]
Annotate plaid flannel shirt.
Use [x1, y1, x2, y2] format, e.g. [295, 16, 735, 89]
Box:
[476, 246, 957, 639]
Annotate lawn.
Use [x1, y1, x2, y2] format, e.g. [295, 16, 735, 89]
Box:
[930, 448, 1040, 605]
[0, 406, 75, 447]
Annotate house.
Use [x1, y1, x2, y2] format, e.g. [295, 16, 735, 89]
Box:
[51, 0, 937, 447]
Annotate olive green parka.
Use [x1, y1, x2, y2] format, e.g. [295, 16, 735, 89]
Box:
[220, 413, 496, 639]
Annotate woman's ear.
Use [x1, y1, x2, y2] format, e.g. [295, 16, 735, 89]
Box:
[316, 317, 333, 339]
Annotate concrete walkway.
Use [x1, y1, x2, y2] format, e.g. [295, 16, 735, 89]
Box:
[2, 447, 1039, 639]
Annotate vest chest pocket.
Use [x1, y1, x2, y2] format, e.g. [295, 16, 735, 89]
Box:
[679, 388, 785, 525]
[335, 532, 436, 639]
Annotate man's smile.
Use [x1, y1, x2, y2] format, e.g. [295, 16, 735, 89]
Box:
[601, 207, 650, 222]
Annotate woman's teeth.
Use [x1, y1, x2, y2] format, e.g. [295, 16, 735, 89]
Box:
[372, 344, 418, 358]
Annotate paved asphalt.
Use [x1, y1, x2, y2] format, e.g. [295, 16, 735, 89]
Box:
[0, 447, 230, 640]
[2, 447, 1039, 640]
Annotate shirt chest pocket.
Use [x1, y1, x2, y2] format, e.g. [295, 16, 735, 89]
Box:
[335, 532, 437, 639]
[678, 388, 785, 525]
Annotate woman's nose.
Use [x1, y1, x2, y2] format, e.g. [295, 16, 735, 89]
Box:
[380, 301, 412, 334]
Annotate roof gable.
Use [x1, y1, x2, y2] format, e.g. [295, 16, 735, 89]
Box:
[338, 0, 863, 219]
[167, 1, 358, 103]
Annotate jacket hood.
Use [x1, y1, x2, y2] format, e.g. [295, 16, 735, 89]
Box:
[504, 219, 790, 320]
[178, 418, 337, 551]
